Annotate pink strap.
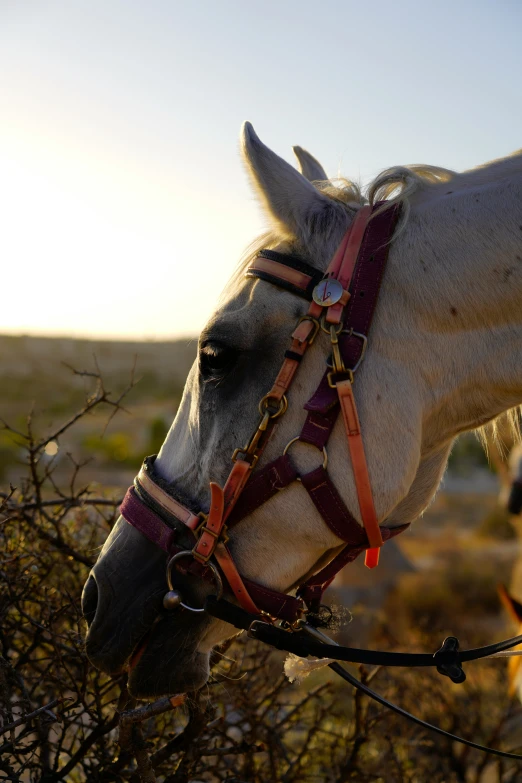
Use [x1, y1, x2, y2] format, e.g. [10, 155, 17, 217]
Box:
[326, 205, 372, 324]
[137, 466, 200, 531]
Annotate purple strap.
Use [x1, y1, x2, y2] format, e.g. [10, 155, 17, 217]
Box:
[226, 454, 297, 528]
[121, 488, 178, 552]
[299, 406, 338, 449]
[243, 579, 304, 623]
[301, 466, 362, 543]
[299, 524, 409, 607]
[305, 203, 401, 415]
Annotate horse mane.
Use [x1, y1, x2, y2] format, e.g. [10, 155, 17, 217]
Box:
[235, 163, 456, 275]
[232, 163, 522, 451]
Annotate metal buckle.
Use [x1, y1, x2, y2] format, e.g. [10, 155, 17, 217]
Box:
[327, 369, 354, 388]
[232, 447, 259, 468]
[192, 522, 229, 564]
[258, 394, 288, 418]
[194, 511, 208, 536]
[295, 315, 320, 345]
[343, 329, 368, 373]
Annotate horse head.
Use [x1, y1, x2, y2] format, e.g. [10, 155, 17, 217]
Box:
[83, 124, 522, 698]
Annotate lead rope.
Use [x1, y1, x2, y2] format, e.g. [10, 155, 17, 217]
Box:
[301, 623, 522, 761]
[204, 596, 522, 761]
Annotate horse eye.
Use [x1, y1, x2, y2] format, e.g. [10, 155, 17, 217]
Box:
[199, 342, 238, 379]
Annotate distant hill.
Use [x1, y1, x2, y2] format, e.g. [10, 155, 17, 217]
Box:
[0, 333, 197, 413]
[0, 334, 198, 484]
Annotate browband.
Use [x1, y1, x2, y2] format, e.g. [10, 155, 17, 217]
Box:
[246, 249, 324, 300]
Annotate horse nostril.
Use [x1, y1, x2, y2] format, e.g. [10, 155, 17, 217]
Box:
[82, 575, 99, 626]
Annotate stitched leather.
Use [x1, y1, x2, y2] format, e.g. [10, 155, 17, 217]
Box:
[214, 543, 260, 614]
[227, 455, 298, 527]
[137, 467, 200, 531]
[326, 206, 372, 324]
[337, 378, 383, 564]
[121, 488, 178, 551]
[248, 257, 315, 291]
[301, 466, 363, 544]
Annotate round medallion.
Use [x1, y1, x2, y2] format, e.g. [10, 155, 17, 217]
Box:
[312, 278, 344, 307]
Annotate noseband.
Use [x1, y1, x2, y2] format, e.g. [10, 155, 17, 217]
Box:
[119, 201, 522, 760]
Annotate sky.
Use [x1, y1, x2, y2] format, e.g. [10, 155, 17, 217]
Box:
[1, 0, 521, 340]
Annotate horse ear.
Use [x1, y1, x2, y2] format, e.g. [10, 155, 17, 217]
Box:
[241, 122, 340, 243]
[293, 146, 328, 183]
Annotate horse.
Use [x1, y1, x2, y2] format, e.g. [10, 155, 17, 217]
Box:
[82, 123, 522, 700]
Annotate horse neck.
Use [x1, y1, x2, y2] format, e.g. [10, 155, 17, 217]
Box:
[386, 156, 522, 447]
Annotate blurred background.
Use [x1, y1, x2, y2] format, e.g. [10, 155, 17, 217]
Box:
[2, 3, 522, 779]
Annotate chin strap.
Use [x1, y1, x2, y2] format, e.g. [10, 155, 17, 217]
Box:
[205, 596, 522, 761]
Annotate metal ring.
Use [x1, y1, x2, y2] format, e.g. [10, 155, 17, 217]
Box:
[320, 316, 343, 335]
[166, 551, 223, 613]
[258, 394, 288, 419]
[283, 437, 328, 481]
[324, 330, 368, 374]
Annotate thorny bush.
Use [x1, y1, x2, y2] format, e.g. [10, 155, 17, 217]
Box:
[1, 367, 522, 782]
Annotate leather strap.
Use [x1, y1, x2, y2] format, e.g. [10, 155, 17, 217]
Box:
[300, 466, 362, 544]
[336, 379, 383, 567]
[227, 455, 298, 527]
[326, 205, 372, 325]
[192, 482, 225, 562]
[213, 542, 260, 615]
[246, 251, 323, 300]
[137, 465, 200, 531]
[298, 524, 408, 606]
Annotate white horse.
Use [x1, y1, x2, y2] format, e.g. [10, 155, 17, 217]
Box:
[83, 123, 522, 698]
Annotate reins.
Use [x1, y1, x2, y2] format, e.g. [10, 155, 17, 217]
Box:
[204, 595, 522, 760]
[120, 200, 522, 761]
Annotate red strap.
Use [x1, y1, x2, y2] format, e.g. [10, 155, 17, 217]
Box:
[326, 206, 372, 324]
[213, 542, 261, 615]
[223, 459, 252, 520]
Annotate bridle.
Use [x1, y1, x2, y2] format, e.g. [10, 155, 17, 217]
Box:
[120, 201, 522, 760]
[123, 203, 401, 620]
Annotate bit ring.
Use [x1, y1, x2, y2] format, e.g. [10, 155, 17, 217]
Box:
[166, 551, 223, 613]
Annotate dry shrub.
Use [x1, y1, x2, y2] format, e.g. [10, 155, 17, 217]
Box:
[1, 369, 522, 782]
[476, 506, 517, 540]
[384, 553, 502, 637]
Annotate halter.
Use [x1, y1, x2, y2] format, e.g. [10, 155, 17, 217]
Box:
[121, 202, 402, 623]
[119, 201, 522, 760]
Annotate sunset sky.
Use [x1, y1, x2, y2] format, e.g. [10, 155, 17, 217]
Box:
[1, 0, 521, 339]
